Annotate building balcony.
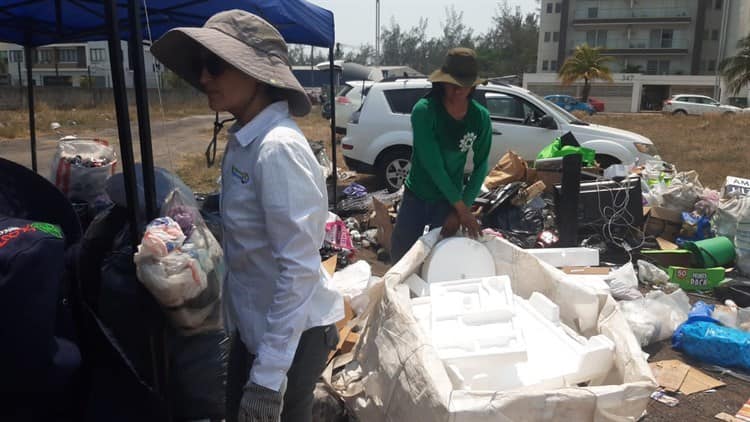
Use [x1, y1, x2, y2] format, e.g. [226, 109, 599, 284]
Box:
[571, 38, 689, 55]
[572, 7, 691, 25]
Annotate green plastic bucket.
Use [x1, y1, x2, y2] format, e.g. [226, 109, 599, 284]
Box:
[683, 236, 736, 268]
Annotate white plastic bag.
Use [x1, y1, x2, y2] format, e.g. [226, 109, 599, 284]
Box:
[49, 137, 117, 202]
[604, 262, 643, 300]
[618, 289, 690, 347]
[637, 259, 670, 286]
[660, 170, 704, 212]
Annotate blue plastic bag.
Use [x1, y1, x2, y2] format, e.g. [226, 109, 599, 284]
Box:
[673, 320, 750, 371]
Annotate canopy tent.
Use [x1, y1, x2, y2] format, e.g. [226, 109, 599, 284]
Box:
[0, 1, 337, 418]
[0, 0, 341, 215]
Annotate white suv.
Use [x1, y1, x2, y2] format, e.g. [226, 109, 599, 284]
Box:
[662, 94, 742, 115]
[323, 80, 375, 134]
[342, 78, 660, 191]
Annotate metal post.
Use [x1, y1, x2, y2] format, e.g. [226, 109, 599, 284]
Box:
[104, 0, 141, 247]
[128, 0, 158, 222]
[329, 48, 337, 206]
[23, 45, 37, 173]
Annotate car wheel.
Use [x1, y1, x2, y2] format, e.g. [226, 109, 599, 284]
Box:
[377, 148, 411, 192]
[672, 110, 687, 115]
[595, 154, 620, 170]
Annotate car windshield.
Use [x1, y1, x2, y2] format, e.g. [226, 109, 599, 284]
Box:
[528, 91, 590, 125]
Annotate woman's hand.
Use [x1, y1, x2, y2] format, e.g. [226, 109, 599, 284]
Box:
[453, 201, 481, 239]
[441, 210, 460, 237]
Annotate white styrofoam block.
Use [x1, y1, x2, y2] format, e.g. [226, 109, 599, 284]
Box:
[410, 297, 432, 339]
[528, 291, 560, 325]
[526, 247, 599, 268]
[405, 273, 429, 297]
[421, 237, 496, 283]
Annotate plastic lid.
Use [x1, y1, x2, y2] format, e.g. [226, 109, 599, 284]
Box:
[421, 237, 496, 283]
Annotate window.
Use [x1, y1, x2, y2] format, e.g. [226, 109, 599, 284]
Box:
[546, 2, 553, 13]
[708, 60, 716, 71]
[553, 32, 559, 42]
[58, 48, 77, 63]
[658, 60, 670, 74]
[649, 29, 674, 48]
[587, 7, 598, 18]
[646, 60, 657, 74]
[90, 48, 106, 62]
[542, 60, 549, 71]
[9, 50, 23, 63]
[550, 60, 558, 71]
[715, 0, 723, 10]
[37, 49, 53, 64]
[481, 92, 544, 123]
[711, 29, 719, 41]
[544, 32, 551, 42]
[383, 88, 430, 114]
[586, 30, 607, 47]
[555, 2, 561, 13]
[703, 30, 709, 40]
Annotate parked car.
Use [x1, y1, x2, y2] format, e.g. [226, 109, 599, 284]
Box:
[544, 94, 595, 115]
[662, 94, 743, 115]
[342, 78, 659, 191]
[587, 97, 605, 112]
[321, 80, 375, 134]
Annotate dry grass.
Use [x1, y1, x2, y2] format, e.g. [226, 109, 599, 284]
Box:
[0, 97, 211, 140]
[174, 105, 337, 193]
[587, 112, 750, 189]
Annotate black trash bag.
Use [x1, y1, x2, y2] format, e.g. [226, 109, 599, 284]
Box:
[714, 279, 750, 308]
[168, 329, 229, 420]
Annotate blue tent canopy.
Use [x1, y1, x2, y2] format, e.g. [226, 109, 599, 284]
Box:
[0, 0, 335, 47]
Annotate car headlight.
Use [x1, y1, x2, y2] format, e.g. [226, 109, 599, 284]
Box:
[634, 142, 658, 156]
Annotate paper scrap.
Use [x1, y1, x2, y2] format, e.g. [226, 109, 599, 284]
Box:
[650, 360, 725, 395]
[735, 397, 750, 422]
[716, 412, 744, 422]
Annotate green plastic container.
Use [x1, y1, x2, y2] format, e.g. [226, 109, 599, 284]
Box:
[667, 266, 726, 291]
[682, 236, 736, 268]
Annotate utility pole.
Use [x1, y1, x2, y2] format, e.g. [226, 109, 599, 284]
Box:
[375, 0, 381, 65]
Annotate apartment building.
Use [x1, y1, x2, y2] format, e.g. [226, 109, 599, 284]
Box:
[0, 40, 162, 89]
[526, 0, 750, 111]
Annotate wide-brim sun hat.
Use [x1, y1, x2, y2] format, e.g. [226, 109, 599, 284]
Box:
[150, 9, 311, 117]
[428, 47, 486, 88]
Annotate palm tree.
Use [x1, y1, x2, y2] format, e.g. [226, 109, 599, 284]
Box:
[558, 44, 613, 102]
[719, 34, 750, 96]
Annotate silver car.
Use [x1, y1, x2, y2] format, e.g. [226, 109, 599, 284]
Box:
[662, 94, 742, 115]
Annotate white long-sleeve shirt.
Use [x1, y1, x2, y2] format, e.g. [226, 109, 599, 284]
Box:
[220, 101, 344, 391]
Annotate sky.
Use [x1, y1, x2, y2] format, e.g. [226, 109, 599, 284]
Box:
[307, 0, 539, 50]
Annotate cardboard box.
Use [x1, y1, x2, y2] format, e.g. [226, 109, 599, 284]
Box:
[644, 207, 683, 242]
[667, 266, 726, 291]
[536, 166, 600, 193]
[641, 249, 694, 268]
[723, 176, 750, 198]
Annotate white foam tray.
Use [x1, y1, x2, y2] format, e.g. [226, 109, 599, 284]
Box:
[410, 281, 614, 392]
[525, 247, 600, 268]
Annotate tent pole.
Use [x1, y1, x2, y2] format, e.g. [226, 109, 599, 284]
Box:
[24, 46, 37, 173]
[329, 48, 337, 207]
[104, 0, 141, 246]
[128, 0, 157, 221]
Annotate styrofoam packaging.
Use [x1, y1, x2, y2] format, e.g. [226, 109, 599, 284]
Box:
[421, 237, 496, 283]
[526, 247, 600, 267]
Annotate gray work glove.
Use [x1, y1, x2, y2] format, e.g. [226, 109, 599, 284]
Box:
[238, 382, 283, 422]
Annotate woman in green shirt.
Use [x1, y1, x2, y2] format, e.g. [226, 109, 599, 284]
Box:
[390, 48, 492, 262]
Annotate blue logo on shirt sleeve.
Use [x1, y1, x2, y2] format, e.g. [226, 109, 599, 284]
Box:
[231, 165, 250, 184]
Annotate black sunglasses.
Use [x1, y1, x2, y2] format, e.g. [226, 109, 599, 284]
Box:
[195, 52, 228, 78]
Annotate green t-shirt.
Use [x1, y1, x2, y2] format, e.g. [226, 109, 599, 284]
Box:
[404, 96, 492, 206]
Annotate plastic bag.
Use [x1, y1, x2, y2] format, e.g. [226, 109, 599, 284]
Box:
[637, 259, 670, 286]
[134, 189, 225, 335]
[49, 137, 117, 202]
[672, 320, 750, 372]
[618, 290, 690, 347]
[660, 171, 704, 213]
[535, 136, 596, 167]
[605, 262, 643, 300]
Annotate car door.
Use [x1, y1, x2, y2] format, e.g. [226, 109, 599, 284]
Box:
[475, 90, 562, 163]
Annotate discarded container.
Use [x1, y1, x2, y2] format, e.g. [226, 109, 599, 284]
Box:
[682, 236, 736, 268]
[421, 237, 496, 283]
[667, 266, 726, 291]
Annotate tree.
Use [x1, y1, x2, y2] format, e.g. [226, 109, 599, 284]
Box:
[558, 44, 613, 101]
[475, 2, 538, 77]
[720, 34, 750, 95]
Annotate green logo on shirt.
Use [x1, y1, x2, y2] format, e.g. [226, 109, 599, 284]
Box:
[31, 222, 63, 238]
[459, 132, 477, 152]
[232, 165, 250, 184]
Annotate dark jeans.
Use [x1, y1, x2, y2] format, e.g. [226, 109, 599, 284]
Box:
[390, 188, 453, 263]
[225, 324, 338, 422]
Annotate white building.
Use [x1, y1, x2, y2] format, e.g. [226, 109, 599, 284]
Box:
[0, 40, 162, 89]
[527, 0, 750, 111]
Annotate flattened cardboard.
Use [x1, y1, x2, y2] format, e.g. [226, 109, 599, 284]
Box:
[644, 206, 683, 242]
[372, 197, 394, 253]
[656, 237, 679, 250]
[641, 249, 694, 268]
[680, 366, 726, 395]
[650, 359, 725, 395]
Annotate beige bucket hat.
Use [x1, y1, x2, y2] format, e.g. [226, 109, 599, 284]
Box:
[150, 9, 311, 117]
[428, 47, 486, 88]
